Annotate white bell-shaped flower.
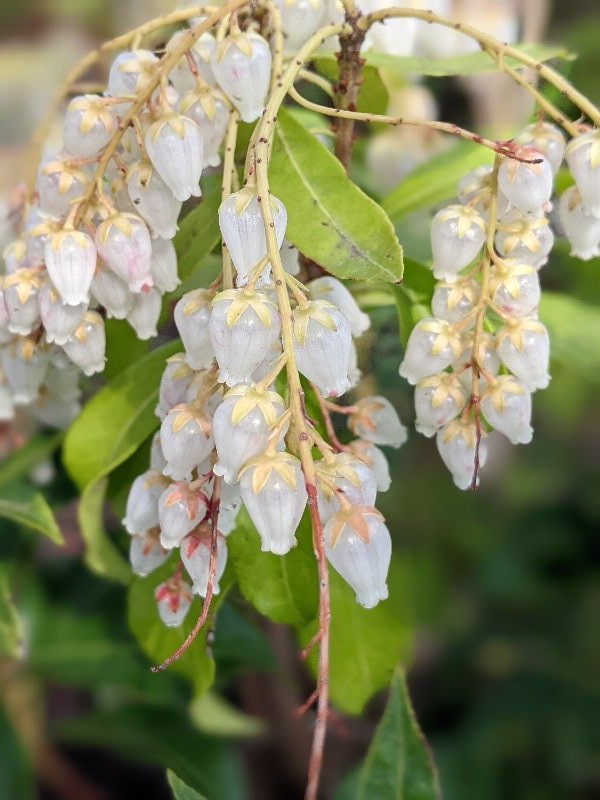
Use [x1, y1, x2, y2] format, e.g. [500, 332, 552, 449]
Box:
[515, 121, 566, 176]
[38, 283, 87, 345]
[128, 287, 162, 340]
[3, 268, 42, 335]
[399, 317, 462, 384]
[179, 87, 230, 168]
[239, 451, 307, 555]
[217, 480, 243, 535]
[324, 506, 391, 609]
[145, 114, 204, 202]
[129, 529, 170, 577]
[149, 431, 167, 472]
[213, 384, 287, 484]
[430, 205, 486, 281]
[495, 213, 554, 269]
[209, 288, 281, 387]
[174, 289, 214, 370]
[0, 378, 14, 421]
[160, 403, 214, 482]
[436, 418, 488, 490]
[180, 527, 228, 596]
[95, 213, 154, 293]
[158, 481, 208, 550]
[36, 157, 91, 219]
[293, 300, 352, 397]
[107, 50, 158, 106]
[150, 237, 180, 293]
[348, 440, 391, 492]
[24, 207, 60, 266]
[90, 265, 133, 319]
[123, 469, 169, 534]
[211, 32, 272, 123]
[565, 130, 600, 218]
[1, 338, 48, 405]
[497, 148, 553, 217]
[496, 319, 550, 391]
[277, 0, 326, 53]
[557, 185, 600, 260]
[279, 240, 301, 276]
[166, 30, 217, 92]
[154, 575, 193, 627]
[62, 310, 106, 375]
[431, 280, 478, 326]
[481, 375, 533, 445]
[218, 188, 287, 287]
[127, 160, 182, 240]
[315, 452, 377, 521]
[414, 372, 467, 438]
[348, 395, 407, 448]
[155, 354, 196, 419]
[490, 259, 541, 318]
[63, 95, 117, 158]
[455, 330, 501, 391]
[307, 276, 370, 338]
[44, 229, 97, 306]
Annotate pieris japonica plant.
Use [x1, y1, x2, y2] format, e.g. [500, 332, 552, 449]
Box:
[2, 1, 600, 798]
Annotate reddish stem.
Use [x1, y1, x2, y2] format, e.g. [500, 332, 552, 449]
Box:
[312, 383, 351, 454]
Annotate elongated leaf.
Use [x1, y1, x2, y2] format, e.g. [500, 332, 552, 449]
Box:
[269, 108, 403, 283]
[364, 43, 569, 77]
[0, 706, 35, 800]
[539, 293, 600, 381]
[382, 141, 492, 222]
[189, 692, 264, 737]
[336, 667, 440, 800]
[0, 432, 62, 488]
[174, 175, 222, 281]
[0, 568, 23, 658]
[0, 492, 63, 544]
[168, 771, 208, 800]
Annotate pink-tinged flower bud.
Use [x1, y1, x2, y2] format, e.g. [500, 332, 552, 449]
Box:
[158, 481, 208, 549]
[127, 161, 182, 240]
[293, 300, 352, 397]
[155, 354, 196, 419]
[481, 375, 533, 445]
[130, 528, 170, 577]
[497, 148, 553, 217]
[63, 95, 117, 157]
[44, 229, 97, 306]
[436, 419, 488, 490]
[430, 205, 486, 281]
[414, 372, 467, 438]
[516, 121, 566, 176]
[239, 452, 307, 555]
[179, 87, 230, 168]
[145, 114, 204, 202]
[565, 130, 600, 218]
[324, 506, 390, 609]
[150, 238, 180, 293]
[174, 289, 214, 370]
[180, 527, 227, 595]
[316, 452, 377, 521]
[38, 283, 87, 346]
[213, 384, 287, 484]
[160, 403, 214, 482]
[209, 289, 281, 387]
[277, 0, 326, 54]
[128, 287, 161, 340]
[495, 213, 554, 269]
[217, 480, 242, 534]
[308, 276, 370, 338]
[348, 440, 391, 492]
[399, 317, 462, 384]
[496, 319, 550, 391]
[36, 157, 91, 219]
[107, 50, 158, 106]
[155, 573, 193, 627]
[348, 395, 407, 448]
[122, 469, 169, 534]
[218, 188, 287, 287]
[431, 280, 478, 326]
[211, 32, 272, 123]
[90, 264, 133, 319]
[557, 185, 600, 260]
[490, 259, 541, 318]
[166, 30, 217, 93]
[3, 268, 42, 335]
[62, 310, 106, 375]
[95, 213, 154, 293]
[1, 338, 48, 404]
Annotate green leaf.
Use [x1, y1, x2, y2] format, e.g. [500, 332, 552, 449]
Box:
[78, 479, 131, 583]
[0, 706, 35, 800]
[189, 692, 264, 738]
[0, 492, 63, 544]
[0, 567, 23, 658]
[174, 175, 222, 282]
[104, 319, 149, 380]
[314, 59, 389, 114]
[363, 43, 570, 77]
[168, 771, 208, 800]
[0, 432, 62, 488]
[382, 141, 493, 222]
[269, 108, 403, 283]
[336, 667, 440, 800]
[228, 509, 318, 626]
[539, 293, 600, 381]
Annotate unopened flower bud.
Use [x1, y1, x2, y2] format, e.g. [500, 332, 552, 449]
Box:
[3, 268, 42, 335]
[211, 32, 272, 123]
[123, 469, 169, 534]
[436, 419, 488, 490]
[399, 317, 462, 384]
[90, 265, 133, 319]
[95, 213, 154, 293]
[430, 204, 486, 281]
[158, 481, 208, 549]
[315, 452, 377, 521]
[128, 287, 161, 340]
[415, 372, 467, 437]
[348, 395, 407, 448]
[130, 528, 170, 577]
[63, 94, 117, 158]
[127, 160, 182, 240]
[293, 300, 352, 397]
[565, 130, 600, 218]
[179, 87, 230, 168]
[62, 310, 106, 375]
[490, 259, 541, 318]
[1, 338, 48, 404]
[174, 289, 214, 370]
[497, 148, 553, 217]
[145, 114, 204, 202]
[431, 280, 478, 326]
[44, 229, 97, 306]
[515, 121, 566, 176]
[38, 283, 87, 345]
[180, 527, 227, 595]
[155, 574, 193, 627]
[481, 375, 533, 445]
[495, 213, 554, 269]
[496, 319, 550, 391]
[557, 185, 600, 260]
[160, 403, 214, 482]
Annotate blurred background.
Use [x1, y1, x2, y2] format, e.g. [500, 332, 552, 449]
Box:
[0, 1, 599, 799]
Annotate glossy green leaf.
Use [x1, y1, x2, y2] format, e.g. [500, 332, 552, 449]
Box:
[382, 141, 493, 222]
[364, 43, 570, 77]
[174, 175, 222, 282]
[0, 706, 35, 800]
[0, 492, 63, 544]
[0, 432, 62, 488]
[104, 319, 149, 380]
[336, 667, 440, 800]
[540, 293, 600, 381]
[168, 771, 208, 800]
[269, 108, 403, 283]
[189, 692, 264, 737]
[78, 479, 131, 583]
[227, 509, 318, 626]
[0, 568, 23, 658]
